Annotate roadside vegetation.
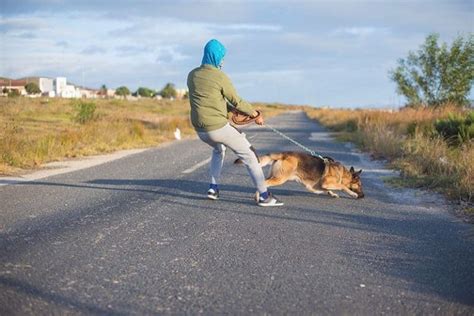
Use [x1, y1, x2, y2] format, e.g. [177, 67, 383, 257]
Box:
[307, 33, 473, 213]
[0, 97, 288, 175]
[305, 105, 473, 204]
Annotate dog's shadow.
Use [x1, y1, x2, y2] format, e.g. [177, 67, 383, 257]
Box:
[87, 178, 286, 196]
[86, 178, 354, 200]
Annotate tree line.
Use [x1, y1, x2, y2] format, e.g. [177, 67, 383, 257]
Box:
[9, 82, 185, 99]
[114, 82, 184, 99]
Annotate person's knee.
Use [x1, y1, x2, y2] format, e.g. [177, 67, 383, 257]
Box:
[213, 144, 226, 155]
[240, 145, 259, 161]
[238, 152, 259, 166]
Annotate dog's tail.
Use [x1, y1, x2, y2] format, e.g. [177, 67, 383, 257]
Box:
[234, 153, 284, 167]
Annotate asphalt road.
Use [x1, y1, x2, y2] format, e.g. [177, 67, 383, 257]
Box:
[1, 111, 473, 315]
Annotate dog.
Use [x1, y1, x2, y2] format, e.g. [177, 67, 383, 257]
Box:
[235, 151, 364, 199]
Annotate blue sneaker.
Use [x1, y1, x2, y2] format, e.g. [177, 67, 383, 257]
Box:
[258, 193, 284, 207]
[207, 188, 219, 200]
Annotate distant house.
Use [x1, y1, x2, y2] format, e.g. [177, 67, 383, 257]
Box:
[175, 88, 188, 100]
[106, 89, 116, 98]
[1, 76, 124, 100]
[0, 78, 28, 95]
[78, 88, 98, 99]
[39, 78, 54, 94]
[97, 88, 116, 98]
[54, 77, 83, 98]
[0, 76, 62, 97]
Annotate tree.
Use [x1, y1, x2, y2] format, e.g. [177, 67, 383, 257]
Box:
[25, 82, 41, 94]
[98, 84, 107, 96]
[136, 87, 155, 98]
[159, 82, 177, 99]
[390, 33, 474, 107]
[8, 89, 20, 97]
[115, 86, 130, 97]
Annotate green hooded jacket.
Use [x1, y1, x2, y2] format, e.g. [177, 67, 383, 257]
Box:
[187, 40, 254, 132]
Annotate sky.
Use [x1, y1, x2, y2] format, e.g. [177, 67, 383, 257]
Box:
[0, 0, 472, 108]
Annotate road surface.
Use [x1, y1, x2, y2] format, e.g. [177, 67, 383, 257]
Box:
[1, 111, 473, 315]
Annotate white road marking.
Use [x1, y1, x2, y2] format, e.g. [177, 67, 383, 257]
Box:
[182, 157, 211, 174]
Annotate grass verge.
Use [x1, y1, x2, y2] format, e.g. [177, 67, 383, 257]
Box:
[305, 104, 473, 220]
[0, 97, 290, 175]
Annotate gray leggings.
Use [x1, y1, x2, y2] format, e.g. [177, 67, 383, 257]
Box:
[197, 123, 267, 193]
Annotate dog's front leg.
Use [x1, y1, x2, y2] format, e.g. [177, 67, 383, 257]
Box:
[341, 186, 358, 198]
[322, 182, 356, 199]
[321, 181, 342, 198]
[305, 184, 326, 195]
[327, 190, 339, 198]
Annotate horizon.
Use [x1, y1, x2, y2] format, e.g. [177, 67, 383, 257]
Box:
[1, 0, 473, 108]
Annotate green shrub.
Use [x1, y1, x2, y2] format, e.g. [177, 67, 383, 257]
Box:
[73, 101, 96, 124]
[345, 119, 358, 132]
[434, 111, 474, 144]
[7, 90, 20, 97]
[407, 121, 435, 137]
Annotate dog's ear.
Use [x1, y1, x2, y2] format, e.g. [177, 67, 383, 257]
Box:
[350, 166, 355, 173]
[357, 169, 363, 175]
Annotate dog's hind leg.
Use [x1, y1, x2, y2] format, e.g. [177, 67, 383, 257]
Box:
[254, 176, 288, 201]
[265, 176, 289, 187]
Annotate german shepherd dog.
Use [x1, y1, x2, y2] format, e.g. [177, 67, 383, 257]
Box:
[236, 152, 364, 199]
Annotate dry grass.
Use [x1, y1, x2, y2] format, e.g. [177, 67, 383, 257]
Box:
[305, 104, 473, 202]
[0, 97, 290, 175]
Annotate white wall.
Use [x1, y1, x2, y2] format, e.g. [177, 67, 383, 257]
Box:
[39, 78, 54, 93]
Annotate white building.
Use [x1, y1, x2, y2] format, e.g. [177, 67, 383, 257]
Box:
[54, 77, 81, 98]
[79, 88, 98, 98]
[175, 88, 188, 99]
[55, 77, 67, 95]
[39, 78, 54, 94]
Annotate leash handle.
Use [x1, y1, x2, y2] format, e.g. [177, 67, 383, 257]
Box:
[263, 123, 327, 162]
[231, 110, 262, 125]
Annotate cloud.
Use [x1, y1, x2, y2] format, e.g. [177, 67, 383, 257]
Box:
[115, 45, 150, 56]
[15, 32, 37, 39]
[0, 16, 47, 33]
[333, 27, 388, 37]
[1, 0, 472, 107]
[219, 23, 282, 32]
[155, 46, 190, 64]
[81, 45, 107, 55]
[56, 40, 69, 48]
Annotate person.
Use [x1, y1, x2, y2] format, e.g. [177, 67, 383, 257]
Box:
[187, 39, 284, 207]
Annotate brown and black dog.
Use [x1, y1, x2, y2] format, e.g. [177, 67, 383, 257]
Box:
[236, 151, 364, 199]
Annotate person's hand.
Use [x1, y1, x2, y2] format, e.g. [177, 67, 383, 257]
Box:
[255, 114, 264, 125]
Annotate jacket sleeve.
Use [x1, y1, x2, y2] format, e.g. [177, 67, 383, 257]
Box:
[220, 73, 254, 116]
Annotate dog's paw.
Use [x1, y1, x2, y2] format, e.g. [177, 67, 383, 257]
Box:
[328, 191, 339, 198]
[349, 191, 359, 199]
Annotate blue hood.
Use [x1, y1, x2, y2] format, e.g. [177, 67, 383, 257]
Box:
[201, 39, 226, 68]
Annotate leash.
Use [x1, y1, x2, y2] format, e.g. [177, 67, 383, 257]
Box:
[227, 102, 327, 162]
[263, 123, 328, 162]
